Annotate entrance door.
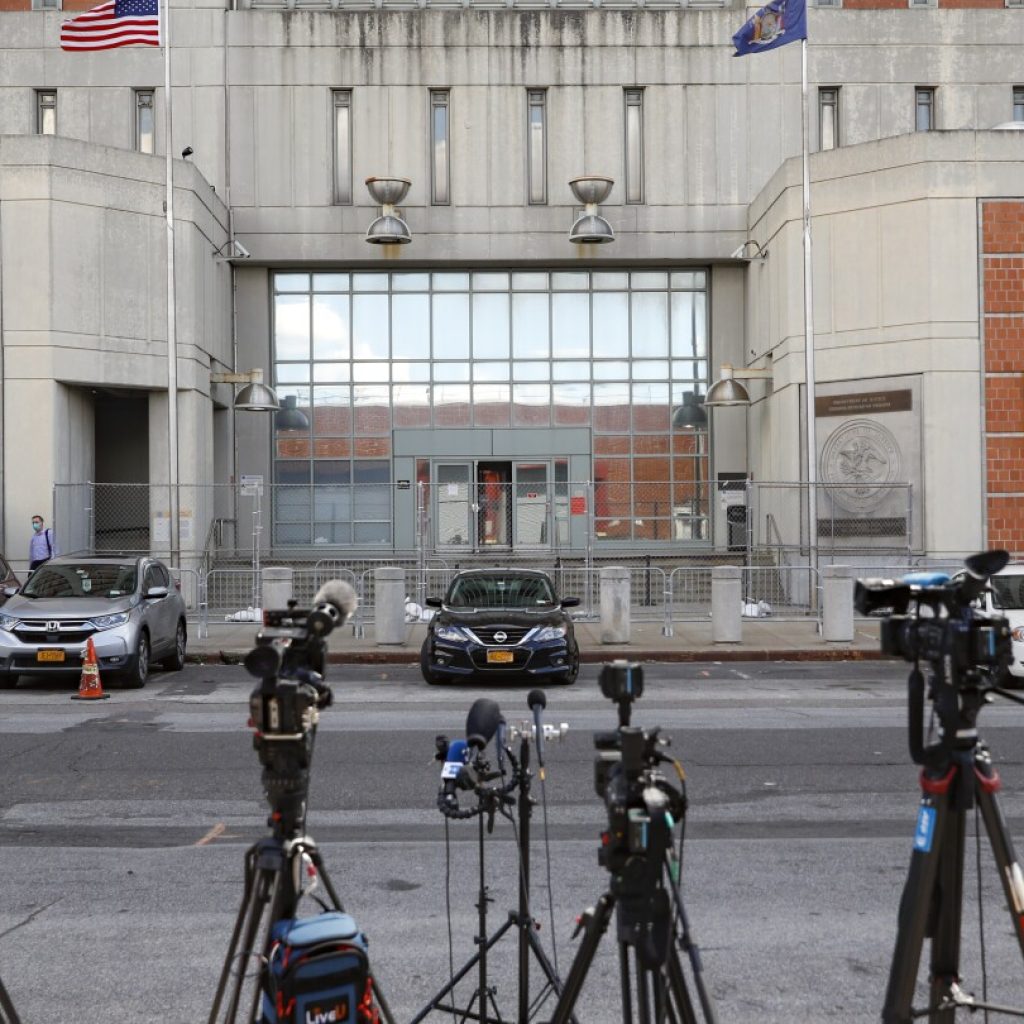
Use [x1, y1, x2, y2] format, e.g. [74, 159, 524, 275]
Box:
[436, 463, 472, 548]
[514, 463, 548, 547]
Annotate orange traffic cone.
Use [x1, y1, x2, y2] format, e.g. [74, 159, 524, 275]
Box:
[71, 637, 109, 701]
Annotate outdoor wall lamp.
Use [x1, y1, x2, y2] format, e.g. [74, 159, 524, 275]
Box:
[365, 176, 412, 244]
[210, 368, 280, 413]
[671, 390, 708, 428]
[568, 176, 615, 244]
[729, 239, 769, 260]
[703, 363, 774, 408]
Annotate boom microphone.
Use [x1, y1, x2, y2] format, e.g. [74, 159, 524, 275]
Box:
[308, 579, 359, 637]
[528, 689, 547, 768]
[466, 698, 502, 750]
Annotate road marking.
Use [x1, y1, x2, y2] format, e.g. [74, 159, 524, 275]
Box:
[195, 822, 226, 846]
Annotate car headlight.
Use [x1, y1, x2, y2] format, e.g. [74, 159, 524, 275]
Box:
[1012, 627, 1024, 643]
[0, 613, 19, 632]
[533, 625, 568, 642]
[89, 612, 130, 631]
[434, 624, 468, 643]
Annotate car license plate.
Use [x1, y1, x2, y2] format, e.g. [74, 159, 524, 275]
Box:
[487, 650, 514, 664]
[37, 649, 65, 663]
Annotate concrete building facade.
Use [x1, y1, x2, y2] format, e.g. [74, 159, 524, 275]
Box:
[1, 0, 1023, 566]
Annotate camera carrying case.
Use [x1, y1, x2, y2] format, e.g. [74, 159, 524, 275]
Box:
[260, 911, 377, 1024]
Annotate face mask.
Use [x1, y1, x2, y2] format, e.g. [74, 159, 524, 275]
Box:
[32, 523, 42, 533]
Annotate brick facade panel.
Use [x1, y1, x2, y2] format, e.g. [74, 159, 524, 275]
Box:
[986, 437, 1024, 491]
[985, 378, 1024, 432]
[983, 258, 1024, 313]
[983, 201, 1024, 254]
[988, 496, 1024, 551]
[985, 318, 1024, 373]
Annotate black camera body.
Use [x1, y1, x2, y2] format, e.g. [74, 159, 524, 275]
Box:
[879, 613, 1010, 669]
[244, 598, 347, 836]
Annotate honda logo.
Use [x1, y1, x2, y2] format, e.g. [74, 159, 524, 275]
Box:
[493, 631, 508, 643]
[46, 621, 60, 632]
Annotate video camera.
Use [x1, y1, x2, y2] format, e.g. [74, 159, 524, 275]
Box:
[591, 662, 687, 968]
[855, 552, 1014, 768]
[242, 580, 358, 835]
[854, 551, 1012, 674]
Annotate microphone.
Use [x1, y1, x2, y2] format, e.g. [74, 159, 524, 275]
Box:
[307, 579, 358, 637]
[466, 698, 502, 750]
[528, 689, 547, 768]
[440, 738, 470, 801]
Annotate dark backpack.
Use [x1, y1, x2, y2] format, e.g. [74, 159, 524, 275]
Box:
[260, 912, 377, 1024]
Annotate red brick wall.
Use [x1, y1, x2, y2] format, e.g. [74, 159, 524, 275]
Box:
[982, 199, 1024, 552]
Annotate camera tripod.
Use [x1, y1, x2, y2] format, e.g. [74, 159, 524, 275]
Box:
[882, 669, 1024, 1023]
[0, 976, 20, 1024]
[413, 726, 571, 1024]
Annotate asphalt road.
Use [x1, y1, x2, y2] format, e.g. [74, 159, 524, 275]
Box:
[2, 661, 1024, 1023]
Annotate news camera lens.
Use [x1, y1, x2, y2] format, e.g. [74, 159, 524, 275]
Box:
[244, 642, 283, 680]
[600, 661, 644, 702]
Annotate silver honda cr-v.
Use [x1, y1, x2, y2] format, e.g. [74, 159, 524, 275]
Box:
[0, 556, 187, 689]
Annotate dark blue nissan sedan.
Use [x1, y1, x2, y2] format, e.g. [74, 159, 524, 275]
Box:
[420, 568, 580, 685]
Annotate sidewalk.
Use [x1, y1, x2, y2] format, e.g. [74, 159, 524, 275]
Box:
[186, 617, 886, 665]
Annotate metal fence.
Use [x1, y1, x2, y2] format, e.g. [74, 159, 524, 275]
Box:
[54, 479, 918, 568]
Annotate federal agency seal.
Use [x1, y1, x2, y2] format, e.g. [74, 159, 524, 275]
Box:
[820, 418, 902, 514]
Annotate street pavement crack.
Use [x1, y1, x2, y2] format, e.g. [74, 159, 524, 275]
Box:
[0, 896, 62, 940]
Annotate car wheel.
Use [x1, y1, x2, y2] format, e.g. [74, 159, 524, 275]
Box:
[420, 639, 444, 685]
[556, 647, 580, 686]
[120, 630, 150, 689]
[160, 620, 187, 671]
[0, 673, 16, 690]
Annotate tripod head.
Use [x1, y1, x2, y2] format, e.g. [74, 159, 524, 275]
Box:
[243, 580, 357, 836]
[856, 552, 1015, 769]
[591, 663, 687, 968]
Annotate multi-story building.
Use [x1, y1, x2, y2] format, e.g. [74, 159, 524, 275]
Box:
[1, 0, 1023, 567]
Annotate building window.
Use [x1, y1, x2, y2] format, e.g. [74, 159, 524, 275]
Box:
[332, 90, 352, 205]
[430, 90, 450, 206]
[624, 89, 644, 205]
[135, 90, 155, 154]
[819, 88, 839, 151]
[527, 90, 547, 206]
[1014, 87, 1024, 122]
[37, 91, 56, 135]
[915, 87, 935, 131]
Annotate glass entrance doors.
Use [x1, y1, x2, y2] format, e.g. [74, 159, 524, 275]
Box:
[434, 460, 562, 551]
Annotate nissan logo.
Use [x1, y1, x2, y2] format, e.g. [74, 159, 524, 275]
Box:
[493, 631, 508, 644]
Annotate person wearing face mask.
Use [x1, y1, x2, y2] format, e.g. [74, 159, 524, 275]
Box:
[29, 515, 57, 571]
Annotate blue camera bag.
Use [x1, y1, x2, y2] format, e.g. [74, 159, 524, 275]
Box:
[260, 911, 375, 1024]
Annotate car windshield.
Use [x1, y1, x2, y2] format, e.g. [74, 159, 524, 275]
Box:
[991, 575, 1024, 611]
[446, 575, 556, 609]
[22, 563, 137, 599]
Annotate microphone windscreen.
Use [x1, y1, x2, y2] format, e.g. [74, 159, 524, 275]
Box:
[312, 579, 358, 622]
[527, 688, 547, 712]
[465, 698, 502, 748]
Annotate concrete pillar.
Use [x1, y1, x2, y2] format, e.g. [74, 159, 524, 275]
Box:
[712, 565, 742, 643]
[600, 566, 631, 644]
[261, 566, 293, 610]
[822, 565, 854, 642]
[374, 567, 406, 645]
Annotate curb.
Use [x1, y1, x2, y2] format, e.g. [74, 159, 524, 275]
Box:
[186, 648, 892, 667]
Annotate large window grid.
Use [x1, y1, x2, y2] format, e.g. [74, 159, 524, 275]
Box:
[273, 269, 709, 545]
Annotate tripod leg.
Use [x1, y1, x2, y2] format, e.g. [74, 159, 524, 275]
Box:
[634, 948, 651, 1024]
[524, 928, 581, 1024]
[664, 949, 698, 1024]
[548, 895, 616, 1024]
[882, 768, 955, 1024]
[927, 798, 966, 1024]
[0, 976, 21, 1024]
[975, 758, 1024, 958]
[620, 943, 634, 1024]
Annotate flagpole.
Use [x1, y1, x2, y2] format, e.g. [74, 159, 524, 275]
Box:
[800, 36, 819, 613]
[162, 0, 180, 566]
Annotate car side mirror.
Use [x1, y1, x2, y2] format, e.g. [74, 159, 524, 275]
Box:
[425, 597, 442, 609]
[144, 586, 169, 600]
[561, 597, 581, 608]
[3, 586, 17, 598]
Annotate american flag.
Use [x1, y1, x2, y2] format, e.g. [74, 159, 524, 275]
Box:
[60, 0, 161, 52]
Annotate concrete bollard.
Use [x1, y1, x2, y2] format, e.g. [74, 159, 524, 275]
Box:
[261, 567, 293, 611]
[374, 567, 407, 645]
[600, 566, 631, 644]
[822, 565, 854, 642]
[711, 565, 742, 643]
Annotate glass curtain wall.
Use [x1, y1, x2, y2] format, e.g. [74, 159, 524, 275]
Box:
[272, 270, 709, 546]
